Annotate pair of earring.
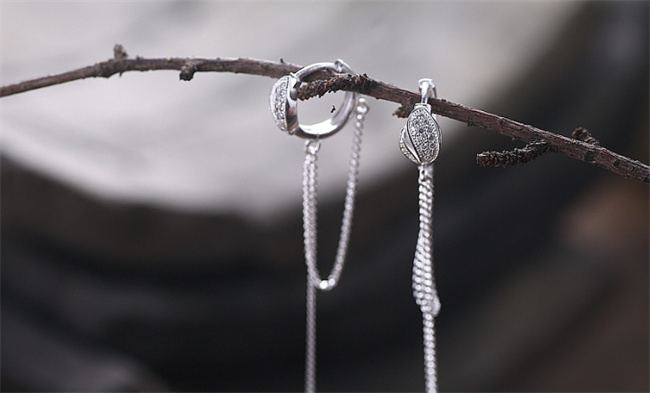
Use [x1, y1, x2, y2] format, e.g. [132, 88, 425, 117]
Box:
[270, 62, 441, 393]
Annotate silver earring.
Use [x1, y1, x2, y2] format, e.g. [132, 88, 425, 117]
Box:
[270, 60, 369, 393]
[399, 78, 442, 393]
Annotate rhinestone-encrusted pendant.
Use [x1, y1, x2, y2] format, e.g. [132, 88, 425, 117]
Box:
[399, 103, 441, 165]
[269, 75, 292, 133]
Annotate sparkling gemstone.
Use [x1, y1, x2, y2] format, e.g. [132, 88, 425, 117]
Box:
[269, 76, 290, 132]
[406, 106, 440, 164]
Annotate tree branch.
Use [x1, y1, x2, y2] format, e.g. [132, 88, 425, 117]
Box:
[2, 47, 648, 183]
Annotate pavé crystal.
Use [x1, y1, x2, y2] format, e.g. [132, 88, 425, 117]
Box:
[400, 105, 440, 165]
[270, 76, 290, 132]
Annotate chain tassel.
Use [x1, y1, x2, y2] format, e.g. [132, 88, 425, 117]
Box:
[413, 164, 440, 393]
[303, 99, 368, 393]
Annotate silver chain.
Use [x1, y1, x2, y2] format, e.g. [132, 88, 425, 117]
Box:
[413, 164, 441, 393]
[303, 98, 368, 393]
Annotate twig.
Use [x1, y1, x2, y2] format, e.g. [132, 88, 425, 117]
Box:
[477, 141, 552, 168]
[2, 46, 648, 183]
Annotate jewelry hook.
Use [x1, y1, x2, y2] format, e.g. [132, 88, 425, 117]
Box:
[419, 78, 437, 103]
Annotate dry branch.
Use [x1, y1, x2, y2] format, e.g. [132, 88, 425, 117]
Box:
[1, 47, 648, 183]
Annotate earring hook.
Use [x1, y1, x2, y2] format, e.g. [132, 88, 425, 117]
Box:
[418, 78, 439, 124]
[418, 78, 437, 104]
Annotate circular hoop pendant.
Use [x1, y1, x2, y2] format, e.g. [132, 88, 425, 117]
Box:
[270, 59, 359, 139]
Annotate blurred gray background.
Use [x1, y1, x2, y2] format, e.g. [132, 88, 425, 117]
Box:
[2, 1, 648, 392]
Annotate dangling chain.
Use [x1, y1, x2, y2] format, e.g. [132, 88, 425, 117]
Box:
[303, 98, 368, 393]
[413, 164, 441, 393]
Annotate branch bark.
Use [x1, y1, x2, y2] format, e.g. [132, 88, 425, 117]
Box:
[2, 48, 648, 183]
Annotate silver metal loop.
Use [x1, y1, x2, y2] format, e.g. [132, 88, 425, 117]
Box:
[418, 78, 439, 125]
[419, 78, 437, 103]
[270, 59, 358, 139]
[304, 140, 321, 155]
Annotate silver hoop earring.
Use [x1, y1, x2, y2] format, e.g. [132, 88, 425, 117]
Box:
[270, 60, 369, 393]
[399, 78, 442, 393]
[270, 59, 359, 139]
